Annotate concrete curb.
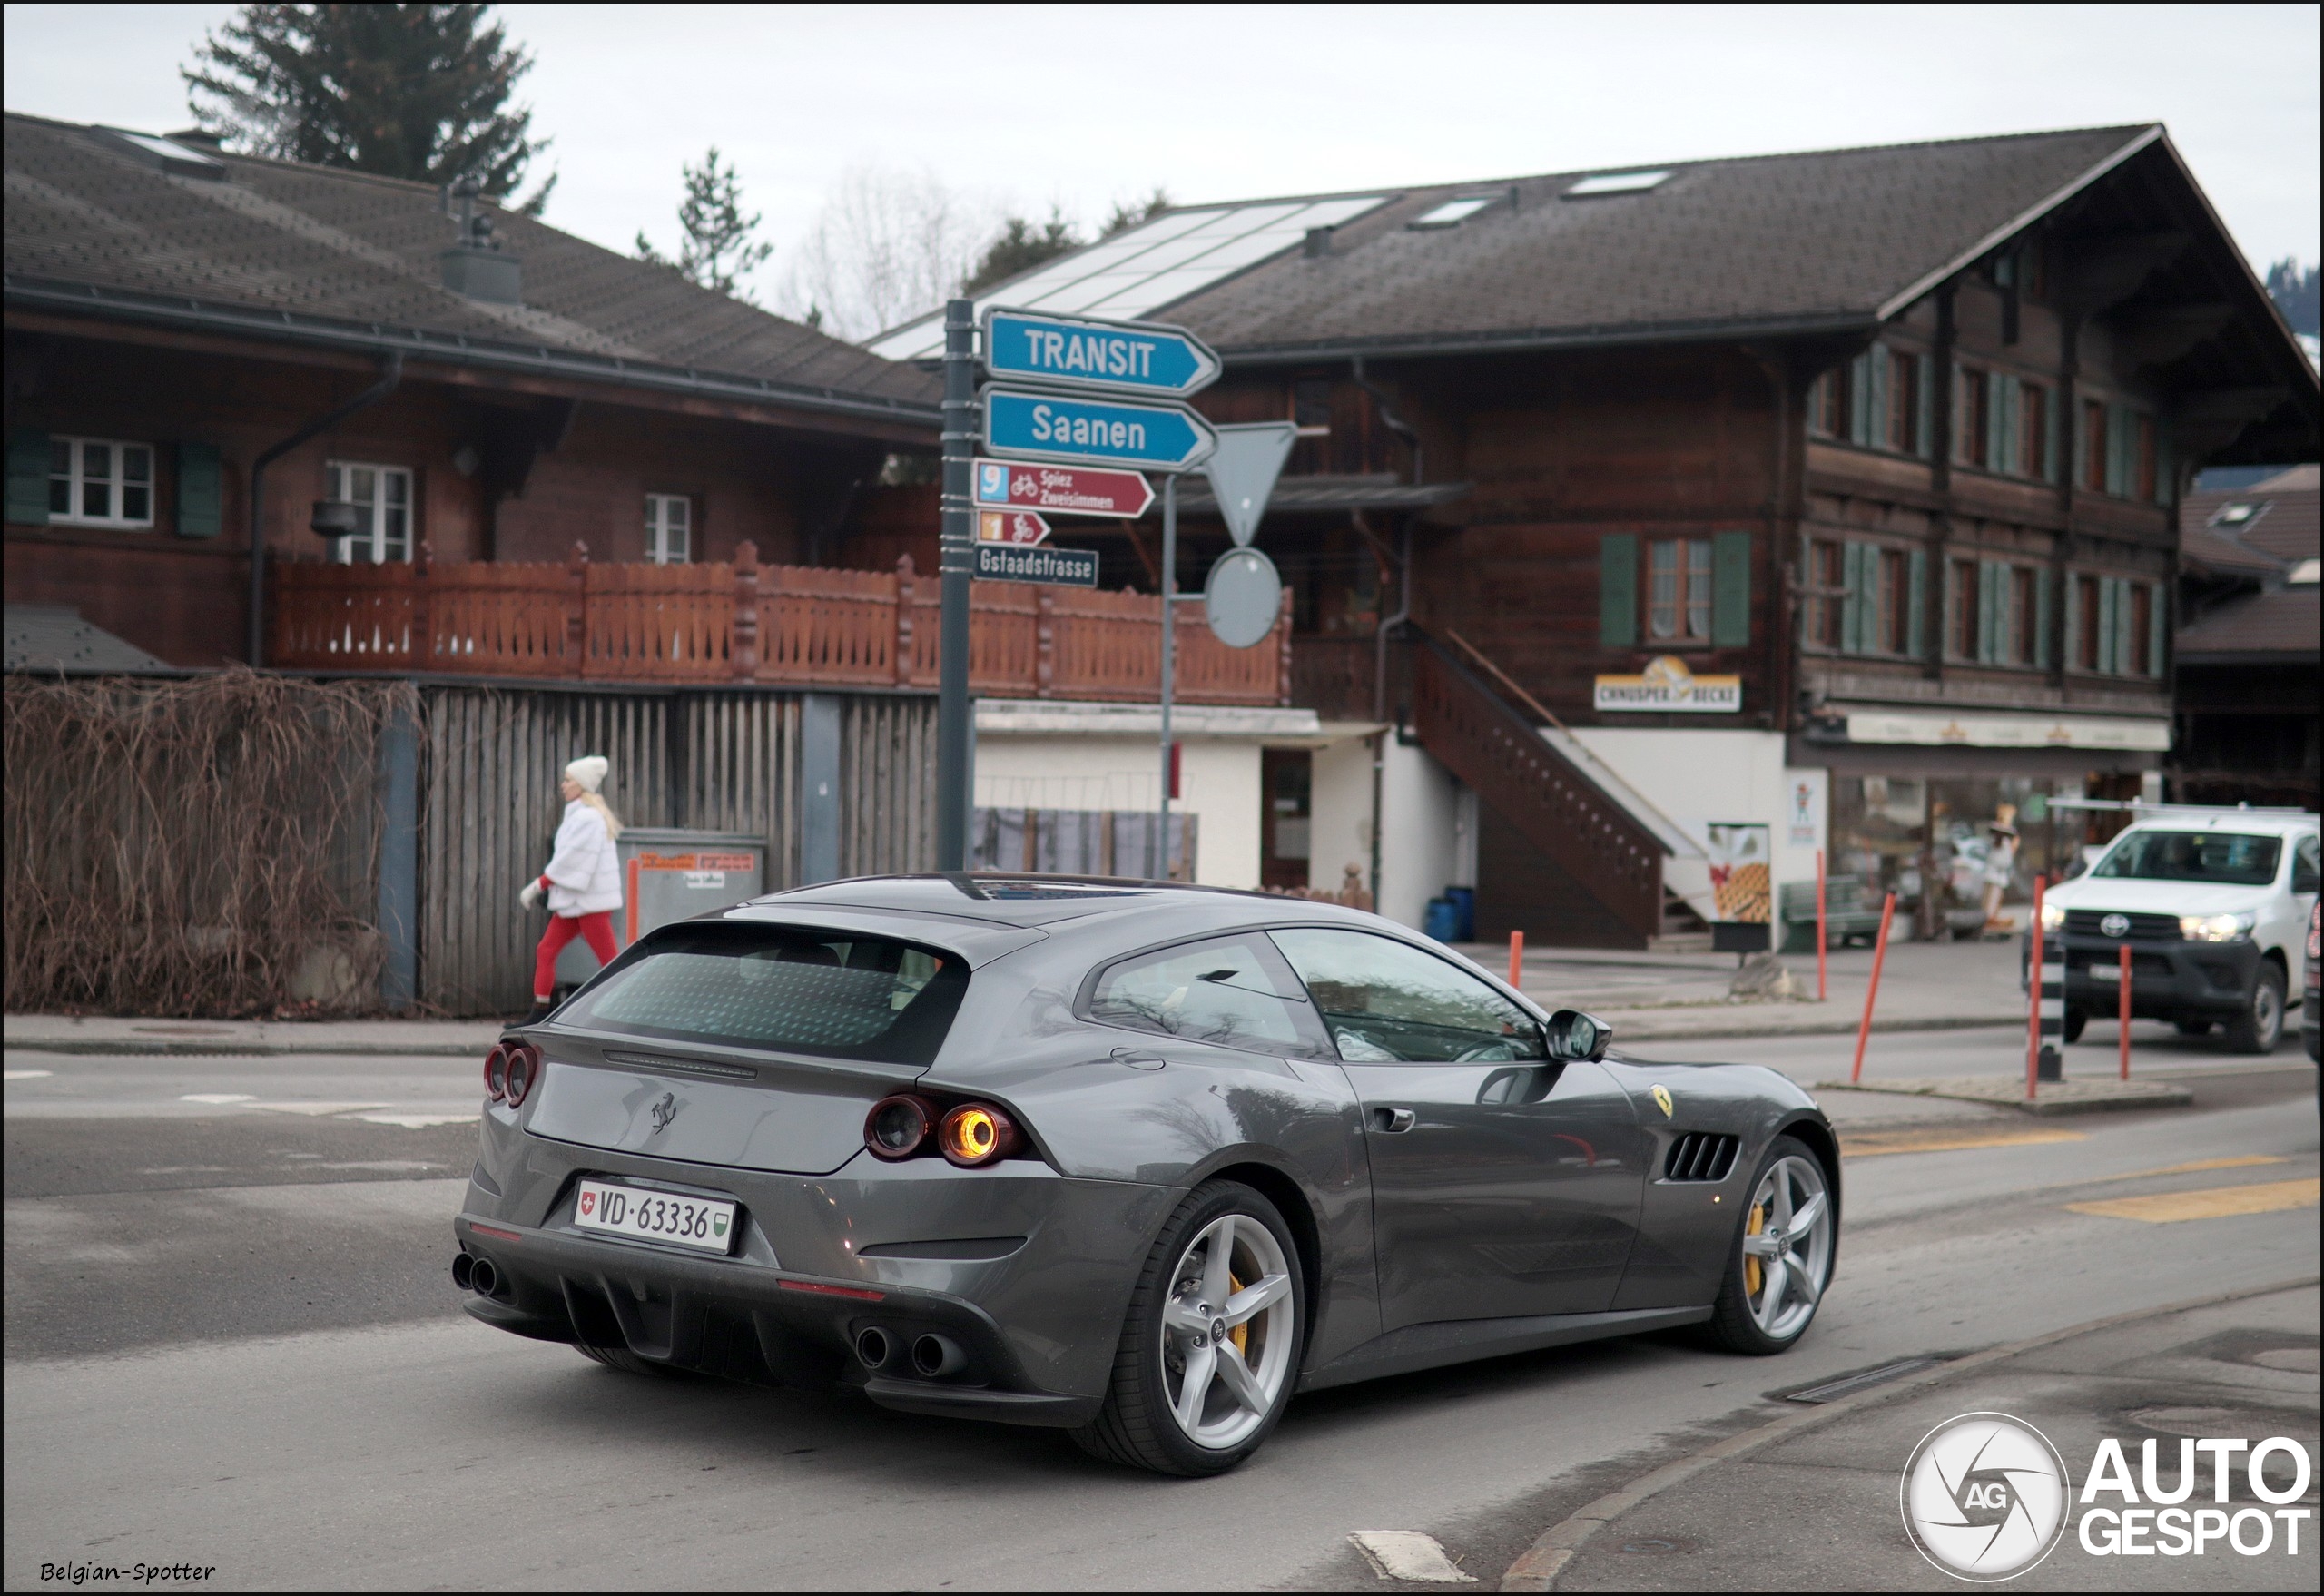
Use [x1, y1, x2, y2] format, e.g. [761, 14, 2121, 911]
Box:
[1606, 1011, 2021, 1042]
[1811, 1076, 2196, 1116]
[1496, 1273, 2322, 1591]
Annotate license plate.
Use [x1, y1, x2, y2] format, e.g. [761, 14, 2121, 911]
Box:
[2087, 962, 2122, 980]
[573, 1179, 737, 1254]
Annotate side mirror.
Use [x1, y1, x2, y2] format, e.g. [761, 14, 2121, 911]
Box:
[1546, 1007, 1610, 1062]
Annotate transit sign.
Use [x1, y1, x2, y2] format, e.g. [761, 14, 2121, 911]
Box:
[981, 386, 1219, 473]
[981, 308, 1221, 399]
[974, 458, 1153, 519]
[973, 542, 1098, 586]
[977, 508, 1051, 546]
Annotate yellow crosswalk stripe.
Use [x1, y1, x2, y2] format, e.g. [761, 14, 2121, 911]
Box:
[2086, 1154, 2286, 1184]
[2066, 1177, 2320, 1225]
[1842, 1128, 2084, 1158]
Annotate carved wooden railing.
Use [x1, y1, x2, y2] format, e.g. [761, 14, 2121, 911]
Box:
[1408, 629, 1666, 943]
[271, 542, 1292, 704]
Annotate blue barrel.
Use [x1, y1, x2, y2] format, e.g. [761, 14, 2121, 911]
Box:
[1423, 897, 1461, 943]
[1444, 886, 1476, 941]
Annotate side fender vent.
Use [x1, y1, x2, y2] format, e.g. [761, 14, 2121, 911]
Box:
[1664, 1131, 1739, 1182]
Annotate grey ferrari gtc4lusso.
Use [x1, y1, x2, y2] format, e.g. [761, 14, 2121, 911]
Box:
[454, 874, 1839, 1475]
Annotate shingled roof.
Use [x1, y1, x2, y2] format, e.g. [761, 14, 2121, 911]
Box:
[3, 112, 937, 422]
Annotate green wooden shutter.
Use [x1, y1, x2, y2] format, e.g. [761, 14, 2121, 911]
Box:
[2062, 573, 2079, 668]
[1599, 534, 1638, 647]
[2034, 566, 2053, 668]
[5, 429, 51, 526]
[1915, 355, 1935, 458]
[2146, 582, 2166, 676]
[1868, 345, 1891, 450]
[2113, 578, 2135, 675]
[1976, 560, 2000, 664]
[1710, 531, 1751, 647]
[2000, 378, 2022, 475]
[2106, 406, 2132, 497]
[2096, 578, 2119, 672]
[2152, 424, 2172, 506]
[175, 442, 222, 538]
[1906, 547, 1928, 658]
[2045, 387, 2063, 483]
[1984, 373, 2006, 470]
[1849, 353, 1873, 445]
[1840, 542, 1866, 654]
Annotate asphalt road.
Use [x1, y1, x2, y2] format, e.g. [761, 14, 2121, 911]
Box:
[4, 1033, 2318, 1592]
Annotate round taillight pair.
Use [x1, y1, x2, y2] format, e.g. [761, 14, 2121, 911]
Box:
[487, 1042, 539, 1108]
[862, 1094, 1020, 1167]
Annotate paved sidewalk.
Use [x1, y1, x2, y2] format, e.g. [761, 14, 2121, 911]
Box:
[2, 1013, 507, 1056]
[1505, 1279, 2321, 1591]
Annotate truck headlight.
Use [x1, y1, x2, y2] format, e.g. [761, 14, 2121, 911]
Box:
[2039, 901, 2066, 934]
[2179, 911, 2256, 943]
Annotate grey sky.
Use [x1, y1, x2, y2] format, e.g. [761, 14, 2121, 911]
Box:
[5, 2, 2317, 323]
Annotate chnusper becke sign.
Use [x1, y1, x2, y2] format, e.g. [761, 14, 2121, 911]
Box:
[1593, 655, 1742, 714]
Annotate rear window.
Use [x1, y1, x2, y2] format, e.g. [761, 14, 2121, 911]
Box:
[2093, 831, 2282, 888]
[559, 923, 968, 1064]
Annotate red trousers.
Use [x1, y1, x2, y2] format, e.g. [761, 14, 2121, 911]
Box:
[534, 911, 618, 999]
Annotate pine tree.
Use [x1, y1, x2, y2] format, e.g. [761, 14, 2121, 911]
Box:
[183, 4, 555, 213]
[961, 210, 1080, 295]
[2265, 258, 2319, 337]
[1101, 187, 1172, 239]
[636, 147, 773, 300]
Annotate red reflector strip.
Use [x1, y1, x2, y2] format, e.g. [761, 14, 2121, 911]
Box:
[777, 1278, 885, 1302]
[469, 1224, 523, 1242]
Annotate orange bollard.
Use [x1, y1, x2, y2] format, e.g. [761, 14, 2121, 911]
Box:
[1508, 930, 1524, 989]
[1815, 849, 1829, 1002]
[2119, 942, 2132, 1081]
[1848, 892, 1896, 1084]
[2025, 875, 2047, 1100]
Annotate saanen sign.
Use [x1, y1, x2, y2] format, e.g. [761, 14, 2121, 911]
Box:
[1594, 655, 1742, 714]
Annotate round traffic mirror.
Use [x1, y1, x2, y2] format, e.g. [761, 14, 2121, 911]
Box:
[1203, 547, 1283, 649]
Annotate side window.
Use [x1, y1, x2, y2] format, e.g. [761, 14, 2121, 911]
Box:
[1271, 928, 1544, 1064]
[2293, 838, 2319, 897]
[1087, 935, 1325, 1058]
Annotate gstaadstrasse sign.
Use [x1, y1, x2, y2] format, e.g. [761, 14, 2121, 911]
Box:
[1594, 655, 1741, 714]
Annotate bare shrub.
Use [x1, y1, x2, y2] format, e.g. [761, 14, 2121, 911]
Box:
[4, 670, 412, 1017]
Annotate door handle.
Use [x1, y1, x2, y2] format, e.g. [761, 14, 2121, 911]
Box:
[1372, 1107, 1417, 1134]
[1110, 1048, 1166, 1070]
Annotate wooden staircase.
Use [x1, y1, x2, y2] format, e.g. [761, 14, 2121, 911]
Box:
[1408, 630, 1669, 948]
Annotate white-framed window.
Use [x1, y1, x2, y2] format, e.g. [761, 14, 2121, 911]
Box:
[324, 461, 412, 563]
[49, 436, 154, 528]
[645, 493, 691, 564]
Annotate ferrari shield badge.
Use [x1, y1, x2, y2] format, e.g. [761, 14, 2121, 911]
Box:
[1650, 1084, 1674, 1118]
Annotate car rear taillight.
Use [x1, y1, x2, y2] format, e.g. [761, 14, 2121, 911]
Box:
[503, 1044, 540, 1108]
[864, 1093, 937, 1160]
[937, 1102, 1021, 1167]
[484, 1043, 510, 1101]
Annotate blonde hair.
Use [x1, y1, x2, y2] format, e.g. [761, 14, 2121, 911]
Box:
[576, 790, 623, 840]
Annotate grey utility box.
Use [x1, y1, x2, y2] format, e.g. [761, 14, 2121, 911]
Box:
[554, 826, 767, 986]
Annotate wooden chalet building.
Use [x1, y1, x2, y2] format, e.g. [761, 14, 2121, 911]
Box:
[872, 125, 2319, 945]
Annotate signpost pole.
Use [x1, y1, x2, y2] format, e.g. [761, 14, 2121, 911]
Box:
[1156, 472, 1176, 879]
[937, 298, 975, 872]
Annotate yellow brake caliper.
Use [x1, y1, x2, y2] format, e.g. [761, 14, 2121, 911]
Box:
[1743, 1203, 1765, 1297]
[1227, 1273, 1249, 1355]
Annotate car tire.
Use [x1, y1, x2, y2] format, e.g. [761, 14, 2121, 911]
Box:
[2062, 1007, 2088, 1044]
[575, 1341, 687, 1378]
[2222, 963, 2287, 1055]
[1702, 1135, 1836, 1356]
[1072, 1180, 1305, 1477]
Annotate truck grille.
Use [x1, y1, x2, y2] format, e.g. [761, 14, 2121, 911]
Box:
[2064, 910, 2181, 941]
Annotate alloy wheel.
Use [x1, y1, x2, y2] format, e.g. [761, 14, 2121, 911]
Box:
[1740, 1154, 1833, 1342]
[1158, 1213, 1296, 1450]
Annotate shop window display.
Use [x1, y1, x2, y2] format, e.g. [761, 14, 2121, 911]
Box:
[1829, 775, 2072, 939]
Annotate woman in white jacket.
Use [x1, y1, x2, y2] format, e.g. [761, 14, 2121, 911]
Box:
[519, 754, 624, 1021]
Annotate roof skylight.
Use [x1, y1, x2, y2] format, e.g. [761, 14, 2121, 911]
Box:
[866, 194, 1389, 360]
[1409, 196, 1496, 230]
[1563, 169, 1671, 198]
[2288, 558, 2319, 586]
[2210, 500, 2268, 527]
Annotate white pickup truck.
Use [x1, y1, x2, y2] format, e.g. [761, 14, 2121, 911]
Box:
[2036, 807, 2320, 1054]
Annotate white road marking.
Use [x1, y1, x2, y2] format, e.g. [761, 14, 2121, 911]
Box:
[348, 1112, 478, 1128]
[1348, 1531, 1475, 1582]
[243, 1102, 391, 1117]
[181, 1093, 257, 1105]
[5, 1069, 54, 1080]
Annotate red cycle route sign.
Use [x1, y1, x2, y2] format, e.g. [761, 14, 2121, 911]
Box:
[972, 458, 1154, 518]
[977, 509, 1052, 546]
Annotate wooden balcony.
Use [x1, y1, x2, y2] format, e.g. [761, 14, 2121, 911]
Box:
[268, 542, 1292, 705]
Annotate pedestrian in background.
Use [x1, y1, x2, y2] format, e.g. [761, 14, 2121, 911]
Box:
[519, 755, 623, 1023]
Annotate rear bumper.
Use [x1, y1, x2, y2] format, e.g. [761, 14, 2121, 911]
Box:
[453, 1214, 1101, 1426]
[2040, 935, 2262, 1017]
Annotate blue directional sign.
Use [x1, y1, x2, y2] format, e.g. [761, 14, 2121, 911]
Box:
[980, 386, 1218, 473]
[981, 308, 1221, 399]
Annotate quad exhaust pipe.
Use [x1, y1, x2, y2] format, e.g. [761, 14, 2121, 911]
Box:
[453, 1253, 499, 1296]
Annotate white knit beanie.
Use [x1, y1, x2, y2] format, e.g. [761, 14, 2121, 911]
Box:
[564, 755, 609, 793]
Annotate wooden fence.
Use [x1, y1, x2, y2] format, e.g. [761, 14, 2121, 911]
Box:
[272, 543, 1291, 705]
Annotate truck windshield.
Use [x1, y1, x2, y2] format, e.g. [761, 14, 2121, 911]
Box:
[559, 923, 968, 1063]
[2092, 832, 2281, 888]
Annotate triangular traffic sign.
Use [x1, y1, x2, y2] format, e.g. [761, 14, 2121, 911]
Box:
[1204, 422, 1298, 547]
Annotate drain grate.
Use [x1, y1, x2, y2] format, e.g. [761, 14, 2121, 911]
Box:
[1781, 1356, 1945, 1404]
